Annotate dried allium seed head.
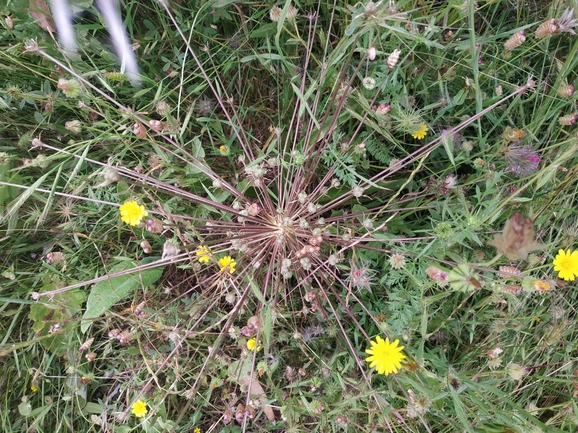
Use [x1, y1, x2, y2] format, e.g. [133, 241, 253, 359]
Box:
[558, 113, 578, 125]
[387, 49, 401, 69]
[535, 19, 558, 39]
[557, 84, 575, 98]
[504, 30, 525, 51]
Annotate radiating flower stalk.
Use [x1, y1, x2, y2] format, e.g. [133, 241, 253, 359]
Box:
[1, 0, 563, 427]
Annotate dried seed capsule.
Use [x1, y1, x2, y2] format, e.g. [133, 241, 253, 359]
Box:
[140, 240, 152, 254]
[386, 49, 401, 69]
[240, 326, 255, 337]
[535, 19, 558, 38]
[235, 404, 245, 423]
[79, 338, 94, 351]
[146, 218, 164, 233]
[504, 30, 525, 51]
[247, 316, 261, 330]
[375, 103, 391, 115]
[223, 409, 233, 424]
[149, 119, 164, 132]
[558, 113, 578, 125]
[497, 266, 521, 279]
[557, 84, 575, 98]
[133, 122, 146, 138]
[45, 251, 65, 264]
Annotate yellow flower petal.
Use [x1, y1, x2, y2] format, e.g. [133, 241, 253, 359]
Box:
[119, 200, 148, 226]
[131, 399, 148, 418]
[553, 249, 578, 281]
[411, 123, 428, 140]
[218, 256, 237, 274]
[365, 336, 406, 376]
[196, 245, 212, 263]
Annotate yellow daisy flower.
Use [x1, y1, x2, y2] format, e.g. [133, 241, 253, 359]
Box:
[365, 336, 406, 376]
[553, 249, 578, 281]
[119, 200, 148, 226]
[411, 123, 428, 140]
[196, 245, 212, 263]
[218, 256, 236, 274]
[131, 399, 148, 418]
[246, 338, 262, 351]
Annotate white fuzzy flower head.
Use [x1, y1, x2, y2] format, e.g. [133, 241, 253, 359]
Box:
[270, 7, 282, 22]
[352, 185, 364, 197]
[367, 46, 377, 60]
[362, 77, 376, 90]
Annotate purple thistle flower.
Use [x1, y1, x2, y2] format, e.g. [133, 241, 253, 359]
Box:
[502, 145, 540, 177]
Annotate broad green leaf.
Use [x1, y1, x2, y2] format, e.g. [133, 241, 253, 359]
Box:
[81, 259, 163, 333]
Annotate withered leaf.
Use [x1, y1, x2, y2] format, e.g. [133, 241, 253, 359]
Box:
[29, 0, 56, 33]
[488, 212, 544, 260]
[238, 373, 275, 422]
